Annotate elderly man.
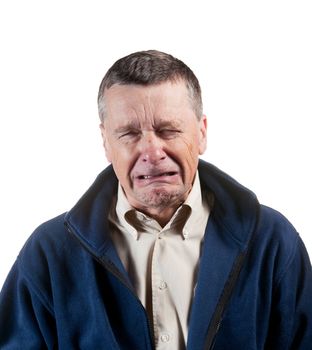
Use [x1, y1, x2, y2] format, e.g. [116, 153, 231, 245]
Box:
[0, 50, 311, 349]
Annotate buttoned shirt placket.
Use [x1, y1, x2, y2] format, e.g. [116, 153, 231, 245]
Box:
[150, 221, 179, 348]
[108, 172, 211, 349]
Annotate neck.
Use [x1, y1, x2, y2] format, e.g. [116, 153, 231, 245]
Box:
[140, 205, 180, 227]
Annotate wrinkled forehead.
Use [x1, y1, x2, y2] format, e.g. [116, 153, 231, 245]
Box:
[112, 117, 184, 134]
[102, 81, 194, 119]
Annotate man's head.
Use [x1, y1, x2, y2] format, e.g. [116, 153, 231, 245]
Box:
[98, 50, 207, 223]
[98, 50, 203, 122]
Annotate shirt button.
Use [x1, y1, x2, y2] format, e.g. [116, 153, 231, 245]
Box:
[159, 281, 167, 290]
[160, 334, 170, 343]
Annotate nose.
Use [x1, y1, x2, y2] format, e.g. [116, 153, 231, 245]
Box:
[138, 132, 167, 165]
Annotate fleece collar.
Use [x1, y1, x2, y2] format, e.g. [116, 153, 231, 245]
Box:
[64, 160, 259, 263]
[64, 160, 260, 349]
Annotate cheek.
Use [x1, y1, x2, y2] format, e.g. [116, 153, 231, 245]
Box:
[110, 140, 131, 162]
[168, 137, 199, 177]
[110, 145, 136, 183]
[182, 135, 200, 173]
[178, 134, 199, 161]
[112, 152, 129, 173]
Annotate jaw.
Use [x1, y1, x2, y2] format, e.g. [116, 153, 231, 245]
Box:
[128, 179, 192, 212]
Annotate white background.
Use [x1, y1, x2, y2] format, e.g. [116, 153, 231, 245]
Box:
[0, 0, 311, 289]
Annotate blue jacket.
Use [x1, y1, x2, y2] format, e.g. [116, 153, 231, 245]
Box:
[1, 161, 312, 349]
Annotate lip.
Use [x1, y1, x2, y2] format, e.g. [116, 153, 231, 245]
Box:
[133, 171, 180, 187]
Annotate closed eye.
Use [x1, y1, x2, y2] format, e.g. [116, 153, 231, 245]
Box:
[118, 130, 141, 139]
[157, 129, 181, 138]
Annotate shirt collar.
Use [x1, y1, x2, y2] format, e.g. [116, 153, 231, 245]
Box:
[115, 171, 209, 240]
[115, 184, 138, 239]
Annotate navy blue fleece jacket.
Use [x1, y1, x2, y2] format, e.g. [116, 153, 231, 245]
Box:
[1, 161, 312, 349]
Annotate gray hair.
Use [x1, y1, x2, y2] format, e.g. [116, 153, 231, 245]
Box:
[97, 50, 203, 121]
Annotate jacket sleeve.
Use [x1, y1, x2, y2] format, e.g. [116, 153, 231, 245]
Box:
[0, 258, 57, 349]
[265, 236, 312, 349]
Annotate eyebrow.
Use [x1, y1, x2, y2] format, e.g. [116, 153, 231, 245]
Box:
[114, 122, 140, 135]
[155, 120, 182, 129]
[113, 119, 182, 135]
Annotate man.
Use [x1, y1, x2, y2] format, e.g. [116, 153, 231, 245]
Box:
[0, 50, 311, 349]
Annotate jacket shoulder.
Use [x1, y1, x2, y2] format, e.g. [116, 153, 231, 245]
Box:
[16, 213, 75, 300]
[255, 205, 303, 285]
[19, 213, 69, 260]
[258, 204, 298, 244]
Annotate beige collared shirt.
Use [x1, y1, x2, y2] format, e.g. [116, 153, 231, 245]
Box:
[108, 172, 210, 349]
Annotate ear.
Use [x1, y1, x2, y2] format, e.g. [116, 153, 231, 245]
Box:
[99, 123, 112, 163]
[198, 115, 208, 155]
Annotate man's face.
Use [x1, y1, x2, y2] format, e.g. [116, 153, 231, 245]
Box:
[100, 80, 207, 212]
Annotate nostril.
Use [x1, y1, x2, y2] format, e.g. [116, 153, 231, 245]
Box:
[140, 150, 167, 164]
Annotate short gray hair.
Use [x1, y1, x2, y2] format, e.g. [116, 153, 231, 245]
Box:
[97, 50, 203, 121]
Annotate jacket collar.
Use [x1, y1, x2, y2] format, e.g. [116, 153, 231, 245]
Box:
[64, 160, 259, 264]
[198, 160, 259, 250]
[65, 160, 260, 348]
[64, 166, 123, 270]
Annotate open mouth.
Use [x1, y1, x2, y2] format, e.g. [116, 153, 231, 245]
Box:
[137, 172, 177, 180]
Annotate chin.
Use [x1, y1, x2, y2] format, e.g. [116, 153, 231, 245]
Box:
[136, 188, 185, 209]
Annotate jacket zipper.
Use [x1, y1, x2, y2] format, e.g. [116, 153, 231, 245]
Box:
[204, 233, 257, 350]
[206, 318, 222, 350]
[65, 224, 156, 350]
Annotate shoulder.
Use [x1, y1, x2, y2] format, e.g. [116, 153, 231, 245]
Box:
[19, 213, 69, 259]
[257, 205, 299, 248]
[17, 213, 78, 288]
[252, 205, 305, 285]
